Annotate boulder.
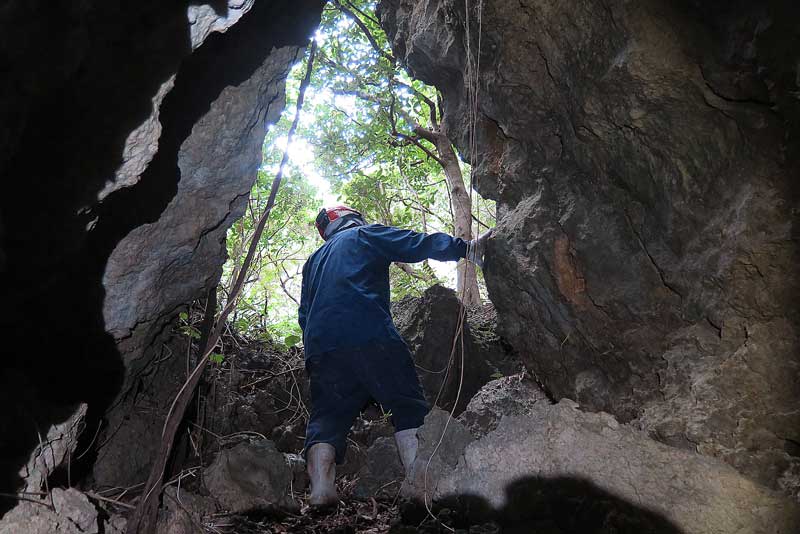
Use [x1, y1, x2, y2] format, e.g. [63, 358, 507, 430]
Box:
[203, 439, 295, 512]
[436, 400, 800, 534]
[0, 488, 98, 534]
[393, 284, 493, 414]
[458, 376, 548, 438]
[379, 0, 800, 496]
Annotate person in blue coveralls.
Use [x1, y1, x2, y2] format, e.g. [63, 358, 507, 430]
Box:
[299, 204, 491, 507]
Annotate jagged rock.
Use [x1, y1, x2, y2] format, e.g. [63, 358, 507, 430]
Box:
[393, 285, 493, 414]
[379, 0, 800, 495]
[19, 403, 87, 494]
[203, 439, 295, 512]
[0, 405, 91, 532]
[1, 0, 324, 506]
[0, 488, 98, 534]
[436, 400, 800, 534]
[96, 26, 316, 475]
[458, 376, 548, 438]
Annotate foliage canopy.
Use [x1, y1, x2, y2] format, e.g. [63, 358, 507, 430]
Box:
[220, 0, 494, 344]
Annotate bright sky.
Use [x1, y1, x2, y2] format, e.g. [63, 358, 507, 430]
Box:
[269, 134, 338, 205]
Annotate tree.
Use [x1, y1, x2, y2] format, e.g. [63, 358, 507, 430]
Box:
[309, 0, 483, 305]
[220, 0, 497, 341]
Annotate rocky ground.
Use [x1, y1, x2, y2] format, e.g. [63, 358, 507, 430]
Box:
[5, 284, 798, 533]
[0, 285, 525, 533]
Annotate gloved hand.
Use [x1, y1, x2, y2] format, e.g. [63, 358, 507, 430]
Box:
[466, 228, 493, 269]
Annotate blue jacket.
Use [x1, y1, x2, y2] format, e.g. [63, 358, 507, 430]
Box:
[298, 224, 468, 357]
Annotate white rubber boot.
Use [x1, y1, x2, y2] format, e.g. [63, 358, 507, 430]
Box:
[307, 443, 338, 507]
[395, 428, 419, 475]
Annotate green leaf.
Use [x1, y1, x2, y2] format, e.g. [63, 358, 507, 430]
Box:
[284, 334, 301, 347]
[490, 372, 504, 379]
[181, 325, 201, 339]
[209, 353, 225, 364]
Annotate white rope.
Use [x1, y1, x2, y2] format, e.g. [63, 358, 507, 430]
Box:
[419, 0, 483, 530]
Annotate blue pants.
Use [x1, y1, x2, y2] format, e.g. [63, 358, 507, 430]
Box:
[304, 340, 429, 463]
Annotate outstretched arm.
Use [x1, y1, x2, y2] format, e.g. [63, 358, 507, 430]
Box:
[364, 224, 468, 263]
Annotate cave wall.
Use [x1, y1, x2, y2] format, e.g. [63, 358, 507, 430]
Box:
[0, 0, 323, 509]
[379, 0, 800, 497]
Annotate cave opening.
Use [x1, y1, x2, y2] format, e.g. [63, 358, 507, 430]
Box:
[2, 0, 799, 532]
[220, 0, 496, 348]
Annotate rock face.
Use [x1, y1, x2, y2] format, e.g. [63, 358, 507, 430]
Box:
[355, 379, 799, 532]
[0, 0, 324, 510]
[436, 400, 800, 534]
[380, 0, 800, 497]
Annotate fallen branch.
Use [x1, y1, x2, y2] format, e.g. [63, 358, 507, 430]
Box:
[126, 40, 318, 534]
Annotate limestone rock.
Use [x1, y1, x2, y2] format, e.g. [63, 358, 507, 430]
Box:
[95, 26, 310, 487]
[379, 0, 800, 495]
[0, 405, 90, 532]
[436, 400, 800, 534]
[393, 284, 493, 414]
[353, 437, 405, 499]
[458, 376, 548, 438]
[1, 0, 324, 506]
[403, 408, 473, 500]
[203, 439, 295, 512]
[19, 403, 87, 494]
[0, 488, 98, 534]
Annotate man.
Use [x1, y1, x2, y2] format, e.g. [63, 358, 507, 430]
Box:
[299, 204, 491, 507]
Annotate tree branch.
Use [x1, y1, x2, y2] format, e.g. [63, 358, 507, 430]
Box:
[393, 79, 438, 128]
[332, 0, 395, 65]
[342, 0, 380, 25]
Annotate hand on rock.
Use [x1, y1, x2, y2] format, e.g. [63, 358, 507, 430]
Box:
[466, 228, 493, 269]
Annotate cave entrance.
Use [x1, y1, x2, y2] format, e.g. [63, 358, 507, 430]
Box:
[219, 0, 496, 348]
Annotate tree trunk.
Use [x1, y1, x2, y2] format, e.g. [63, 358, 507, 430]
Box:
[433, 132, 480, 306]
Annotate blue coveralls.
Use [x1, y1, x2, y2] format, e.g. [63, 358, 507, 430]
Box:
[299, 223, 468, 462]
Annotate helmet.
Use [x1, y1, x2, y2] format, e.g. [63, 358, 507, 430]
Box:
[315, 204, 365, 240]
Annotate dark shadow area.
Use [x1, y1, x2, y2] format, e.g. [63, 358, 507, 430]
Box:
[0, 0, 323, 518]
[402, 476, 683, 534]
